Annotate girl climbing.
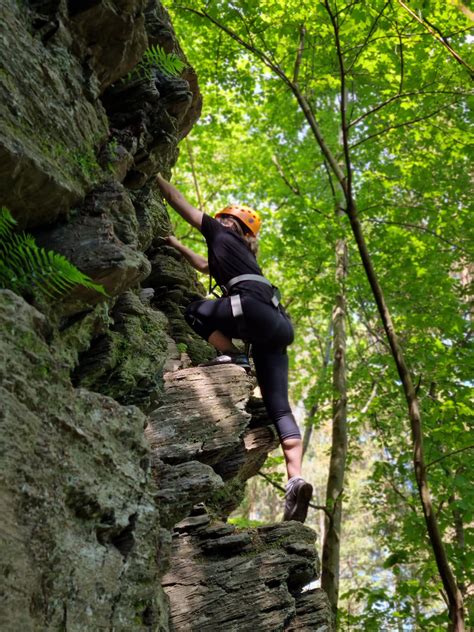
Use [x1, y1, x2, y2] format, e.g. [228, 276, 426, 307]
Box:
[156, 173, 313, 524]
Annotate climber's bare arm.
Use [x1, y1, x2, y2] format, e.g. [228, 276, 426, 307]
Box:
[156, 174, 203, 229]
[166, 235, 209, 274]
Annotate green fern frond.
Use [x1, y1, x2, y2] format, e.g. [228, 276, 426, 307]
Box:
[0, 207, 107, 300]
[126, 44, 186, 82]
[0, 207, 16, 239]
[143, 44, 186, 76]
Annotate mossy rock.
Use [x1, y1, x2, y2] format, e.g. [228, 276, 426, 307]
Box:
[73, 292, 169, 411]
[206, 477, 247, 521]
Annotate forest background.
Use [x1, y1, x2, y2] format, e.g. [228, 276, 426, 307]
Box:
[163, 1, 473, 629]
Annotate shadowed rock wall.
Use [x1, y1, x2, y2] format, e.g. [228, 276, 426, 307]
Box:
[164, 516, 332, 632]
[0, 1, 332, 630]
[1, 290, 167, 631]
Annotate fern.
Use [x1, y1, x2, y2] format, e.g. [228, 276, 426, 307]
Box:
[0, 207, 107, 299]
[126, 44, 186, 82]
[143, 44, 186, 76]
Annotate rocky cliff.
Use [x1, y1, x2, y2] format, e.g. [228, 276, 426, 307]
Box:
[0, 2, 331, 630]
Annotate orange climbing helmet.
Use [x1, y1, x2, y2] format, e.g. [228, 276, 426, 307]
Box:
[215, 205, 261, 236]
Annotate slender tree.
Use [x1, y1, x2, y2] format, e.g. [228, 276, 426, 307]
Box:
[322, 219, 348, 620]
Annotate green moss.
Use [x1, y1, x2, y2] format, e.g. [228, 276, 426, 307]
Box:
[1, 112, 106, 188]
[228, 516, 265, 529]
[51, 302, 114, 372]
[207, 478, 247, 521]
[185, 336, 215, 366]
[74, 296, 170, 411]
[36, 135, 104, 183]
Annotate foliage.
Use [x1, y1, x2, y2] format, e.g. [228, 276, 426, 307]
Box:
[167, 0, 473, 626]
[127, 44, 187, 81]
[0, 208, 107, 300]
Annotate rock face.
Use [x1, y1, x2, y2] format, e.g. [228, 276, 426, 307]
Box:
[163, 515, 331, 632]
[0, 1, 332, 630]
[148, 366, 257, 465]
[0, 290, 167, 631]
[147, 365, 279, 526]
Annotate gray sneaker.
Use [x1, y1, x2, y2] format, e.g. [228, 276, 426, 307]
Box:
[283, 479, 313, 523]
[199, 353, 251, 372]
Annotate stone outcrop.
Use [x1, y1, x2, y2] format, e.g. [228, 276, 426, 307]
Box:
[0, 1, 332, 630]
[0, 1, 201, 230]
[147, 365, 279, 525]
[163, 513, 331, 632]
[0, 289, 301, 630]
[0, 290, 167, 631]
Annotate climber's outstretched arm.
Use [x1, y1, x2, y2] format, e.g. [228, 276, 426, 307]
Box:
[166, 235, 209, 274]
[156, 174, 203, 229]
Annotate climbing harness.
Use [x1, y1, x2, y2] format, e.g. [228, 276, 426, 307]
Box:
[224, 274, 280, 309]
[207, 273, 282, 343]
[225, 274, 281, 341]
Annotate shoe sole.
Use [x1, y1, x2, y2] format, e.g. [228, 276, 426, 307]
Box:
[199, 360, 251, 373]
[288, 483, 313, 523]
[198, 359, 232, 367]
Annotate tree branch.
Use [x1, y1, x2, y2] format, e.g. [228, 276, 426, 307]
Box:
[396, 0, 474, 76]
[271, 154, 301, 195]
[346, 1, 391, 74]
[426, 445, 474, 470]
[349, 101, 461, 149]
[293, 24, 306, 85]
[361, 381, 378, 414]
[179, 5, 289, 84]
[395, 20, 405, 95]
[385, 475, 418, 512]
[348, 89, 465, 128]
[325, 0, 351, 198]
[362, 217, 472, 255]
[179, 5, 347, 190]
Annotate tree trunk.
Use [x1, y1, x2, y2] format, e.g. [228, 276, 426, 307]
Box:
[302, 317, 333, 456]
[321, 235, 348, 621]
[345, 204, 465, 631]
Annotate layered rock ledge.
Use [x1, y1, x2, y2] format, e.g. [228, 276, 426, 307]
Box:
[163, 511, 331, 632]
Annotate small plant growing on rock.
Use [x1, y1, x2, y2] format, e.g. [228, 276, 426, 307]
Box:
[127, 44, 187, 81]
[0, 207, 107, 300]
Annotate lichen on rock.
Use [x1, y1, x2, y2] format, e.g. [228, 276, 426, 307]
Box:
[72, 291, 170, 411]
[0, 290, 167, 631]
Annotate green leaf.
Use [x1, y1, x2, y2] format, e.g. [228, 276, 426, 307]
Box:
[0, 207, 107, 299]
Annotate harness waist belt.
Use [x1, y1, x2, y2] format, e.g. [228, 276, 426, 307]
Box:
[225, 274, 273, 292]
[224, 274, 280, 308]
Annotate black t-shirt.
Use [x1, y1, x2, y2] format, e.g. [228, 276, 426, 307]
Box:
[200, 214, 274, 304]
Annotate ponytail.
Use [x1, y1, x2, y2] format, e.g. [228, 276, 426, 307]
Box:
[244, 235, 259, 256]
[225, 216, 259, 256]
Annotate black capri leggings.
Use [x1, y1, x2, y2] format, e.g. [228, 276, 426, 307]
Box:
[185, 295, 301, 441]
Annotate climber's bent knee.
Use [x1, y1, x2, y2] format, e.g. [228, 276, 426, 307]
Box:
[274, 414, 302, 441]
[184, 301, 214, 340]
